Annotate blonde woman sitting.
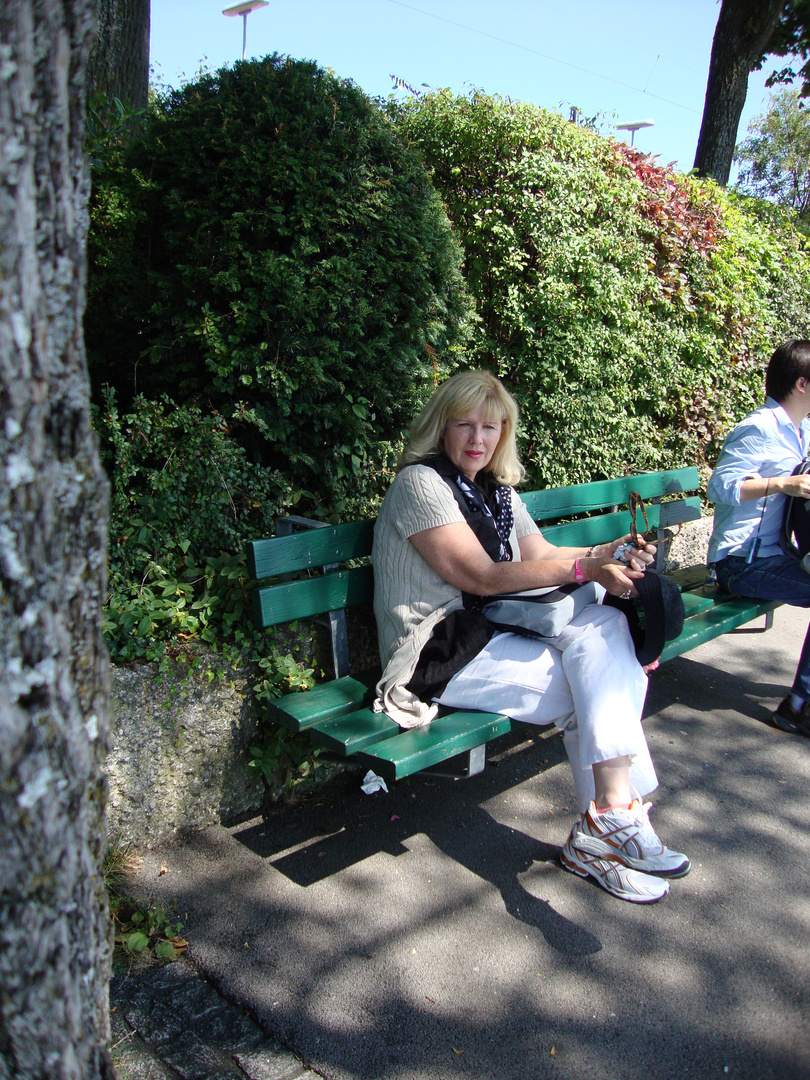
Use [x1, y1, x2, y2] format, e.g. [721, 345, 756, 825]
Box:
[372, 370, 690, 904]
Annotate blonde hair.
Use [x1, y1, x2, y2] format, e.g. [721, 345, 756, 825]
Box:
[399, 370, 525, 486]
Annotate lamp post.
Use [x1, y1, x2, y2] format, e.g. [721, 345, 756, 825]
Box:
[222, 0, 269, 61]
[616, 119, 654, 147]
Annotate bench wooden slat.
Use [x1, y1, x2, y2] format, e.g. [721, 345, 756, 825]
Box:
[680, 590, 716, 617]
[311, 708, 400, 755]
[540, 497, 702, 547]
[248, 470, 699, 579]
[247, 520, 374, 579]
[520, 467, 700, 521]
[266, 670, 379, 731]
[356, 710, 514, 782]
[252, 566, 374, 629]
[660, 598, 780, 662]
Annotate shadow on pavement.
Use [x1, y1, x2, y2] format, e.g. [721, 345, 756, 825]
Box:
[126, 627, 810, 1080]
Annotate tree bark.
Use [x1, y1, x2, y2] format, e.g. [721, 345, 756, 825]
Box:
[0, 1, 114, 1077]
[694, 0, 785, 184]
[86, 0, 150, 109]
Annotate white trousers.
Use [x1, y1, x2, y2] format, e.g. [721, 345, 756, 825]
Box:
[436, 604, 657, 812]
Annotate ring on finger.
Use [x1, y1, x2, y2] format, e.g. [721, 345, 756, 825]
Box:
[621, 589, 632, 599]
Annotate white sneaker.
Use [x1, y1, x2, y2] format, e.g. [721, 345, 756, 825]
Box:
[560, 828, 669, 903]
[572, 798, 691, 878]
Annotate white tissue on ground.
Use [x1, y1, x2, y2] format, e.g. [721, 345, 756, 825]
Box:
[361, 770, 389, 794]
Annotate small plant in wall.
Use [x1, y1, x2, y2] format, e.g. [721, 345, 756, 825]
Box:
[248, 726, 326, 795]
[114, 901, 188, 963]
[105, 843, 188, 966]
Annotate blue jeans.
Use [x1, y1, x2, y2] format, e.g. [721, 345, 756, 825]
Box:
[713, 554, 810, 699]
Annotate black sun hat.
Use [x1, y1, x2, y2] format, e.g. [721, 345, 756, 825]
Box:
[606, 568, 685, 666]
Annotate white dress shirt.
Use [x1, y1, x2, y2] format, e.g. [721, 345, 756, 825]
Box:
[707, 398, 810, 563]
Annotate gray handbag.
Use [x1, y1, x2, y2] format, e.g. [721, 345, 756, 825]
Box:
[481, 581, 607, 639]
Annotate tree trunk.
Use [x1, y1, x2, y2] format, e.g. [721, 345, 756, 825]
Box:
[86, 0, 150, 109]
[0, 1, 114, 1078]
[694, 0, 784, 184]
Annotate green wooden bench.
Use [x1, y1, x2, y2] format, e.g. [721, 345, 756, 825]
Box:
[246, 467, 779, 784]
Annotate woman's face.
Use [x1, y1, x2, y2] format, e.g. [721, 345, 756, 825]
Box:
[442, 405, 503, 482]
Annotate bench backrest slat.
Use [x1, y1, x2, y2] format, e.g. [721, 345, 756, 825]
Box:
[541, 496, 701, 547]
[252, 565, 374, 629]
[247, 521, 375, 580]
[519, 467, 700, 522]
[247, 469, 702, 630]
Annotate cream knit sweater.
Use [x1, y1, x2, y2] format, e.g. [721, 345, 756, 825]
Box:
[372, 464, 539, 727]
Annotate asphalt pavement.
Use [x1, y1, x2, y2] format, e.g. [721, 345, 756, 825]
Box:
[117, 604, 810, 1080]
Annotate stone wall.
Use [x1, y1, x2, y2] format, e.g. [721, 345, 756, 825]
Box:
[105, 517, 714, 850]
[661, 513, 714, 574]
[106, 655, 266, 849]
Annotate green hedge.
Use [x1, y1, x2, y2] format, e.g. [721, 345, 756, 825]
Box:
[86, 57, 474, 519]
[390, 89, 810, 487]
[88, 78, 810, 665]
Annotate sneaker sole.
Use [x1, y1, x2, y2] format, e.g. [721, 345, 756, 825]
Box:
[572, 835, 691, 879]
[560, 845, 669, 904]
[772, 713, 801, 733]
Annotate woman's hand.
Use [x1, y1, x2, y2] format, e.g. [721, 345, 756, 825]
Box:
[595, 534, 656, 572]
[587, 556, 644, 598]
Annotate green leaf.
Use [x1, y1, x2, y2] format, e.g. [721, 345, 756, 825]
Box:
[126, 931, 149, 953]
[154, 940, 177, 961]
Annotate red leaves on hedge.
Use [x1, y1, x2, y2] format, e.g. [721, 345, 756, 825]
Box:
[616, 142, 723, 310]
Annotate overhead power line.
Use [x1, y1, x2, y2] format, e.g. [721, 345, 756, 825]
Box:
[384, 0, 701, 114]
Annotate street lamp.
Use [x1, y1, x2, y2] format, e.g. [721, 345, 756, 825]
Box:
[615, 119, 654, 147]
[222, 0, 269, 61]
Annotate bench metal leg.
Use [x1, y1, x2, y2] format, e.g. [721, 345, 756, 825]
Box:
[275, 515, 351, 678]
[764, 610, 774, 631]
[422, 743, 487, 779]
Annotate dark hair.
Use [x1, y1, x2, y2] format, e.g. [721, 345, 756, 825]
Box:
[765, 340, 810, 402]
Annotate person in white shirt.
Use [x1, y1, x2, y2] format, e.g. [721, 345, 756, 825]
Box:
[707, 339, 810, 735]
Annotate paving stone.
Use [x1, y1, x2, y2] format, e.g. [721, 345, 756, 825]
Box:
[111, 1005, 179, 1080]
[109, 959, 321, 1080]
[123, 1000, 193, 1045]
[189, 1003, 266, 1052]
[234, 1049, 315, 1080]
[159, 1030, 245, 1080]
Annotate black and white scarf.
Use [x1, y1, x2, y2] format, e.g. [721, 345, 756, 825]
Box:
[423, 454, 514, 563]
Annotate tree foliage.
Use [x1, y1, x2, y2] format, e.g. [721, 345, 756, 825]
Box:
[86, 56, 474, 517]
[392, 89, 810, 487]
[735, 86, 810, 221]
[759, 0, 810, 95]
[88, 78, 810, 664]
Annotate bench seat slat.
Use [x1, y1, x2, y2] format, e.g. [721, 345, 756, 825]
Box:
[680, 590, 716, 617]
[266, 670, 379, 731]
[311, 708, 400, 755]
[660, 598, 780, 662]
[356, 711, 514, 782]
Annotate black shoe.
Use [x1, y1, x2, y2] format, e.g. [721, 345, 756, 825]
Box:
[772, 696, 810, 736]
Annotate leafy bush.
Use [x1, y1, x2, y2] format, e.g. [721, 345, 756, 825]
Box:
[391, 89, 810, 485]
[96, 391, 288, 663]
[86, 57, 474, 516]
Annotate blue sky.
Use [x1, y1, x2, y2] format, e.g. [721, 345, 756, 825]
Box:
[151, 0, 781, 178]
